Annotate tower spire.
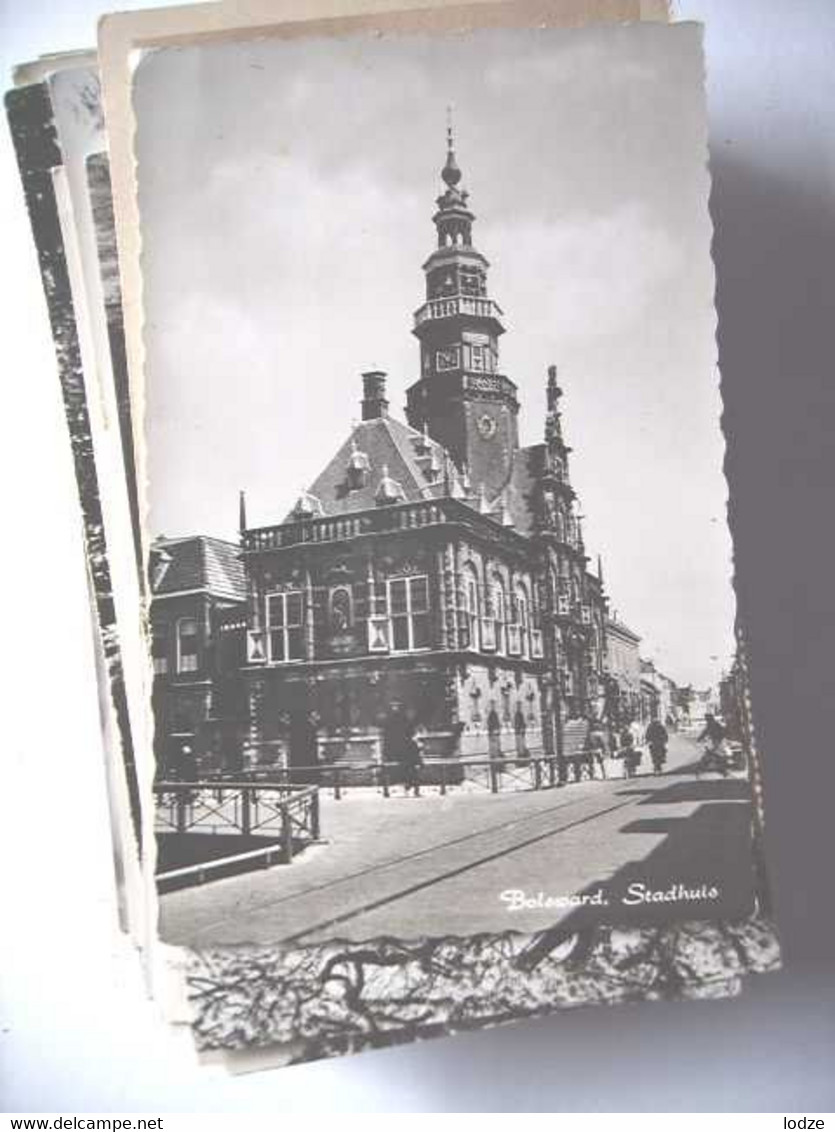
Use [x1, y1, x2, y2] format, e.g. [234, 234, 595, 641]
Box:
[405, 126, 516, 496]
[442, 105, 462, 190]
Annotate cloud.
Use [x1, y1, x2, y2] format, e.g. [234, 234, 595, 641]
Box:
[491, 201, 683, 350]
[484, 36, 659, 93]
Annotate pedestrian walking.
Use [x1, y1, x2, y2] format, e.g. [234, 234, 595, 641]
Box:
[401, 720, 423, 796]
[587, 723, 608, 779]
[487, 706, 502, 760]
[383, 704, 422, 794]
[513, 705, 529, 759]
[618, 727, 641, 778]
[645, 717, 668, 775]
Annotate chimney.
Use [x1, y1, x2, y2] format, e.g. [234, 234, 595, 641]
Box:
[361, 370, 389, 420]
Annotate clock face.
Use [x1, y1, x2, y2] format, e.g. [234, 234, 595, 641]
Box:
[477, 412, 498, 439]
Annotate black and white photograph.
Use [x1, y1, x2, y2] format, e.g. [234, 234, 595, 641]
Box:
[9, 0, 835, 1109]
[133, 20, 771, 957]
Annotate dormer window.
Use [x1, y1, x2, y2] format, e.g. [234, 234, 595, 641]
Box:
[293, 488, 324, 519]
[346, 438, 370, 489]
[375, 465, 405, 506]
[413, 424, 431, 456]
[424, 448, 441, 482]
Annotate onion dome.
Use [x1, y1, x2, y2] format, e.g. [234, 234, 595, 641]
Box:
[442, 145, 461, 188]
[375, 464, 405, 505]
[292, 488, 324, 519]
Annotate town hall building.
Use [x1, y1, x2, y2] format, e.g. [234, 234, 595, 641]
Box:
[228, 128, 612, 779]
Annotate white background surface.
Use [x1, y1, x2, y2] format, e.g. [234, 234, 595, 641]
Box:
[1, 0, 834, 1113]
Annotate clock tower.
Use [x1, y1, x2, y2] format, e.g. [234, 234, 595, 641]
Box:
[405, 122, 519, 499]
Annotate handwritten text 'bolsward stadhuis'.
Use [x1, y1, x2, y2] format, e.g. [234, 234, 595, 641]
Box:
[499, 883, 721, 912]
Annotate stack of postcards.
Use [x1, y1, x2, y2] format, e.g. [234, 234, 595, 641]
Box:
[6, 0, 781, 1072]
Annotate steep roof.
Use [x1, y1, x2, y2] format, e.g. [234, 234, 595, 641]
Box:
[285, 415, 452, 521]
[151, 536, 246, 603]
[504, 443, 543, 537]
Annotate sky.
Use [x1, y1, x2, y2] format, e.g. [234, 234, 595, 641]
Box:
[134, 20, 733, 689]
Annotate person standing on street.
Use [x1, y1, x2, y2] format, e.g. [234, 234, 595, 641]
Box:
[618, 726, 641, 778]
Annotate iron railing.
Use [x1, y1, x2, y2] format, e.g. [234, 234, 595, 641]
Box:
[214, 756, 576, 799]
[154, 780, 320, 852]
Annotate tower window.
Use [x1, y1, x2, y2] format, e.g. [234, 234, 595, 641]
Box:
[266, 591, 304, 663]
[436, 346, 460, 371]
[461, 269, 481, 296]
[387, 575, 430, 652]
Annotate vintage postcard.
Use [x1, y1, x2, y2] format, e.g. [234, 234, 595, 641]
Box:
[5, 0, 781, 1070]
[5, 62, 148, 941]
[121, 13, 779, 1061]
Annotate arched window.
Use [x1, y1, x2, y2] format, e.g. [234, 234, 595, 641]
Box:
[329, 586, 353, 632]
[491, 575, 507, 654]
[463, 564, 479, 650]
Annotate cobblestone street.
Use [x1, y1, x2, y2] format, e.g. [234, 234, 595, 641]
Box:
[160, 734, 756, 947]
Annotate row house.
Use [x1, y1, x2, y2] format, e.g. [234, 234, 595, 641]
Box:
[149, 535, 246, 777]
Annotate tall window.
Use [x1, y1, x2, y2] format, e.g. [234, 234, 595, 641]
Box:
[470, 345, 486, 371]
[152, 624, 169, 675]
[515, 584, 529, 656]
[175, 617, 199, 674]
[464, 567, 479, 650]
[387, 576, 430, 652]
[266, 591, 304, 663]
[492, 577, 506, 654]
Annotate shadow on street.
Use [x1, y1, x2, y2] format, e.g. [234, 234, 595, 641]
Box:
[539, 771, 757, 937]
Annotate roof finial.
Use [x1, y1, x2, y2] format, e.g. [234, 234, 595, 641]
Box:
[547, 363, 562, 411]
[442, 105, 462, 188]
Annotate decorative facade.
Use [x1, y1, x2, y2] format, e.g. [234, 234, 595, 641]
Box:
[235, 130, 610, 779]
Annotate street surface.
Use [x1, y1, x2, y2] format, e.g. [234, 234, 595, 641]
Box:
[160, 734, 757, 947]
